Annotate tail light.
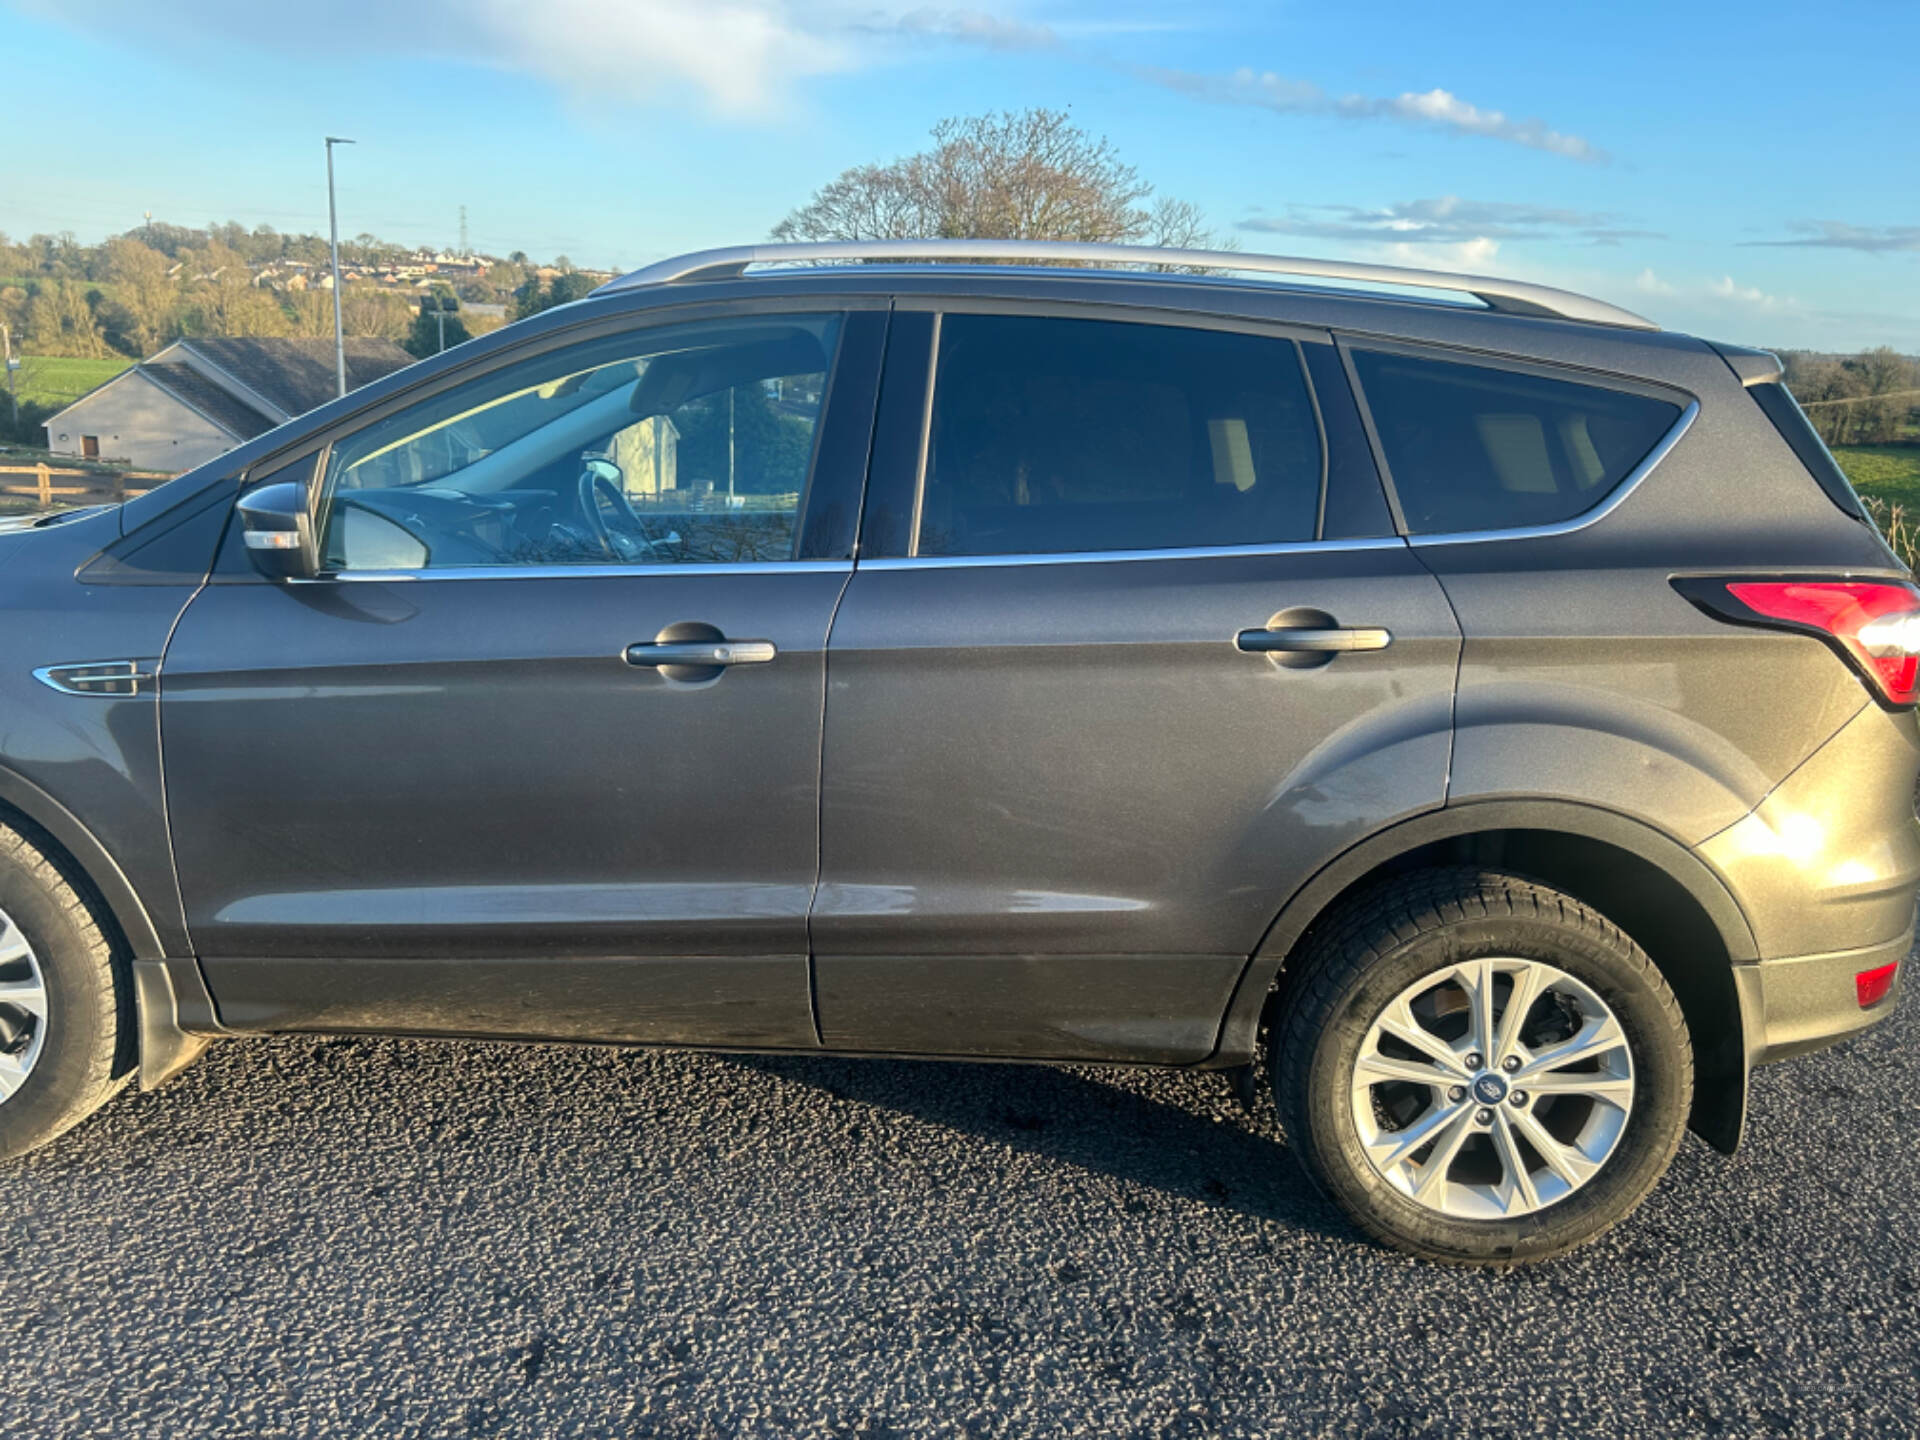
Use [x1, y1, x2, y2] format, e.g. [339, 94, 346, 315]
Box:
[1674, 578, 1920, 708]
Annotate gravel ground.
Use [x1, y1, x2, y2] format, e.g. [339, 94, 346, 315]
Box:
[5, 979, 1919, 1440]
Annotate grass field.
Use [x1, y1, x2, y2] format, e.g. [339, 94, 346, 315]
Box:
[1837, 445, 1920, 570]
[10, 355, 132, 409]
[1836, 444, 1920, 505]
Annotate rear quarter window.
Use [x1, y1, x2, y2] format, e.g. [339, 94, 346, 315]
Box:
[1747, 380, 1866, 519]
[1349, 348, 1685, 536]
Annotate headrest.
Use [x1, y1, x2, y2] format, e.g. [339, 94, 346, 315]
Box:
[629, 330, 827, 418]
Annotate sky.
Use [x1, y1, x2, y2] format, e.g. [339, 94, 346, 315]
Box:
[3, 0, 1917, 351]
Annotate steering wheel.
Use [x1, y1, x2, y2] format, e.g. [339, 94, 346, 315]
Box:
[577, 458, 652, 562]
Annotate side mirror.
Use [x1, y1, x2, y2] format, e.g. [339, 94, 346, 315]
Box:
[237, 481, 319, 579]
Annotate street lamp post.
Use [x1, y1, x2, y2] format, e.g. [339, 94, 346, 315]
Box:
[325, 136, 356, 399]
[2, 323, 18, 431]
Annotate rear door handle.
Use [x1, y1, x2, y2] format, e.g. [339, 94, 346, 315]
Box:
[624, 640, 776, 667]
[1235, 626, 1393, 654]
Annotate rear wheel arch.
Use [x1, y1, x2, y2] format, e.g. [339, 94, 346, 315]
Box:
[1218, 801, 1756, 1152]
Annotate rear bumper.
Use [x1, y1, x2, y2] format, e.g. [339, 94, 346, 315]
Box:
[1734, 929, 1909, 1067]
[1697, 702, 1920, 962]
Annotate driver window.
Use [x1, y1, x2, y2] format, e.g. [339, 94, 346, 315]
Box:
[317, 314, 841, 571]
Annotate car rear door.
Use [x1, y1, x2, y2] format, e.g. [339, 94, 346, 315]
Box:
[160, 303, 885, 1048]
[810, 303, 1461, 1062]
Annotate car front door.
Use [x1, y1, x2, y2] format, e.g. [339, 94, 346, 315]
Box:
[161, 304, 885, 1047]
[811, 305, 1462, 1063]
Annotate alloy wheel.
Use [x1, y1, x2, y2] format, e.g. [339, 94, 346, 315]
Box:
[0, 906, 49, 1105]
[1349, 958, 1635, 1220]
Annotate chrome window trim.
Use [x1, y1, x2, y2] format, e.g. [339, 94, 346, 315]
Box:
[298, 309, 854, 579]
[1407, 399, 1699, 548]
[853, 390, 1695, 570]
[300, 560, 853, 583]
[858, 537, 1407, 571]
[905, 313, 941, 555]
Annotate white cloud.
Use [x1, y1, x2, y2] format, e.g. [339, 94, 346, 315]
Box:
[1375, 89, 1598, 162]
[1139, 68, 1606, 163]
[1709, 275, 1786, 308]
[465, 0, 850, 118]
[1239, 196, 1657, 246]
[1380, 256, 1909, 351]
[884, 6, 1060, 51]
[1746, 221, 1920, 255]
[23, 0, 855, 119]
[1381, 236, 1502, 270]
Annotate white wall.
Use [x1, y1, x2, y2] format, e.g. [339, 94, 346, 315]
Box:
[44, 370, 240, 472]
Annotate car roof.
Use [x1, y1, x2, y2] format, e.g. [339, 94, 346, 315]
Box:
[593, 240, 1656, 329]
[571, 261, 1717, 377]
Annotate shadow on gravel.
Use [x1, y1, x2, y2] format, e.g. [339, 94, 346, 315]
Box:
[728, 1053, 1354, 1243]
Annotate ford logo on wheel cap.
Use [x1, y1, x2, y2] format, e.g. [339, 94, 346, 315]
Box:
[1473, 1074, 1509, 1105]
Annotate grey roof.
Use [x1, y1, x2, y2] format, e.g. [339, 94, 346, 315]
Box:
[141, 361, 276, 440]
[179, 337, 415, 419]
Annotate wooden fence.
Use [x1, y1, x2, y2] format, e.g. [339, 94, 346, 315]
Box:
[0, 463, 176, 509]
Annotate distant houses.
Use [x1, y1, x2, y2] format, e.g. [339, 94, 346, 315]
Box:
[249, 248, 613, 296]
[43, 337, 414, 471]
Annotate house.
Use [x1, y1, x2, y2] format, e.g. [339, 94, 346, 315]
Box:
[44, 337, 415, 471]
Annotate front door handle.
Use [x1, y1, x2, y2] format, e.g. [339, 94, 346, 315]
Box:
[625, 640, 776, 667]
[1235, 626, 1392, 654]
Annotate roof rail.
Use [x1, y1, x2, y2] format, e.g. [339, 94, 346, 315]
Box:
[591, 240, 1657, 330]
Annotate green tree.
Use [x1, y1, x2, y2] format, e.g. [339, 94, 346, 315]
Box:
[512, 275, 547, 320]
[676, 384, 815, 495]
[403, 291, 471, 358]
[513, 271, 596, 320]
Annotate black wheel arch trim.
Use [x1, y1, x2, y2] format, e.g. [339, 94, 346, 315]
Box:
[1207, 798, 1761, 1073]
[0, 764, 166, 961]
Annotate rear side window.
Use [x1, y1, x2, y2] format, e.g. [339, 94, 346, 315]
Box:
[1748, 380, 1865, 519]
[1350, 348, 1684, 536]
[917, 315, 1323, 557]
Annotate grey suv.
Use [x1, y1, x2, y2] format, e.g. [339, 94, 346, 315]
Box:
[1, 240, 1913, 1264]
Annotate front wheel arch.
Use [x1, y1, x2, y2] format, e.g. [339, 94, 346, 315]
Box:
[0, 768, 166, 964]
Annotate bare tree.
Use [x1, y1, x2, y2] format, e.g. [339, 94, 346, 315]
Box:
[1784, 347, 1920, 447]
[339, 288, 414, 340]
[96, 236, 176, 355]
[773, 109, 1230, 255]
[23, 278, 108, 358]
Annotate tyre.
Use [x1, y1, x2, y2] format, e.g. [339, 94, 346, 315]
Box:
[0, 821, 128, 1161]
[1273, 868, 1692, 1266]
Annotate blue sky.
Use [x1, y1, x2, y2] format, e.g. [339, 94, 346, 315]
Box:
[5, 0, 1917, 350]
